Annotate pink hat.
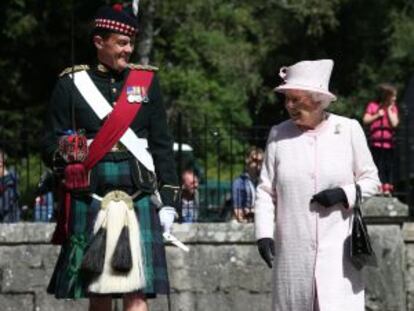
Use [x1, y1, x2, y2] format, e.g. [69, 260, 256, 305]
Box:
[275, 59, 337, 101]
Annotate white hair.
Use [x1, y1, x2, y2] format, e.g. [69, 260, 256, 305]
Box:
[282, 89, 335, 109]
[309, 92, 334, 109]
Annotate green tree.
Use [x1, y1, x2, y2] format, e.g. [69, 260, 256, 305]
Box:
[1, 0, 414, 159]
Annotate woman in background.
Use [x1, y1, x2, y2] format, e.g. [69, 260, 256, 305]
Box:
[363, 83, 399, 195]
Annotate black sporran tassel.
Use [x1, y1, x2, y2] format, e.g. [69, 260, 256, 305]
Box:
[81, 226, 107, 274]
[111, 225, 132, 273]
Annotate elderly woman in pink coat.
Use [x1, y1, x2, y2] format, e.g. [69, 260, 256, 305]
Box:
[254, 59, 380, 311]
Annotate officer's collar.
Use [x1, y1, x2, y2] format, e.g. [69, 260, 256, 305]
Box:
[94, 63, 128, 80]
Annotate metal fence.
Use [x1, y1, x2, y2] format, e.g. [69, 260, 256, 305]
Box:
[0, 112, 413, 222]
[173, 113, 270, 221]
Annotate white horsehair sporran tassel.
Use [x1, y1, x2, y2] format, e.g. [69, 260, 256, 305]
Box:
[88, 190, 146, 294]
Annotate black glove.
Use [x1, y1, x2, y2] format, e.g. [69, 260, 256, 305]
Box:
[311, 187, 348, 208]
[257, 238, 275, 268]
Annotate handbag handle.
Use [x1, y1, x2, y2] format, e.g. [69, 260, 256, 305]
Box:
[354, 183, 363, 216]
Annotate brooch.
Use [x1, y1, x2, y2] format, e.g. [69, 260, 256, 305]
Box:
[334, 124, 341, 134]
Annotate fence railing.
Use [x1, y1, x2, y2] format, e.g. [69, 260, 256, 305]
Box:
[0, 114, 413, 222]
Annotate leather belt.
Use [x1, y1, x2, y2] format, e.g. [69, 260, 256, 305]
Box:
[87, 139, 127, 152]
[110, 142, 127, 152]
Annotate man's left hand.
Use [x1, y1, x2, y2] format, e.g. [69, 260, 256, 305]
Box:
[311, 188, 348, 208]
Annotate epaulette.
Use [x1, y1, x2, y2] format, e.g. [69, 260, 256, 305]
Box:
[128, 63, 159, 71]
[59, 65, 90, 77]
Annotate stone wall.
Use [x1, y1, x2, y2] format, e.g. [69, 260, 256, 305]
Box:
[0, 222, 410, 311]
[403, 223, 414, 311]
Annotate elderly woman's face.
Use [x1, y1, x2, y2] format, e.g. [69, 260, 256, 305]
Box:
[284, 90, 322, 128]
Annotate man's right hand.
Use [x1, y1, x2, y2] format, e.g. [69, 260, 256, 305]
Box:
[257, 238, 275, 268]
[159, 206, 176, 234]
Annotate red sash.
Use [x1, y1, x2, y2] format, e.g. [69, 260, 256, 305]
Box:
[51, 69, 154, 245]
[85, 69, 154, 169]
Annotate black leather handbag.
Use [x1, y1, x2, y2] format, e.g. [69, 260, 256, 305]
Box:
[349, 184, 378, 270]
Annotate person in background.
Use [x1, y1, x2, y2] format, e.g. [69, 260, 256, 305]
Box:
[363, 83, 399, 195]
[231, 146, 263, 223]
[34, 170, 55, 222]
[255, 59, 379, 311]
[180, 169, 200, 223]
[0, 148, 20, 223]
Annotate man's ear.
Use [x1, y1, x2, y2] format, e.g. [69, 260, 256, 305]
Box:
[93, 35, 104, 50]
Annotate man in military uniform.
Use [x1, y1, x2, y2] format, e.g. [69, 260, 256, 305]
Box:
[42, 4, 179, 311]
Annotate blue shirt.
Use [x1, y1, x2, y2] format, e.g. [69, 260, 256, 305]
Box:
[0, 171, 20, 223]
[232, 172, 256, 210]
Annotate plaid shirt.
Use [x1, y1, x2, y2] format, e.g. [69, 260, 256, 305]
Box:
[181, 191, 199, 223]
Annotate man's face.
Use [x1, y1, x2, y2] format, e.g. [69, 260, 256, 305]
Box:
[247, 152, 263, 176]
[182, 172, 199, 195]
[94, 33, 135, 72]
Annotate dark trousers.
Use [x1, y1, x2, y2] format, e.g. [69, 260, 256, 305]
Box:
[371, 147, 394, 184]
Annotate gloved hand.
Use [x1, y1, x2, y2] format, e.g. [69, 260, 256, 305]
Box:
[159, 206, 176, 234]
[257, 238, 275, 268]
[311, 187, 348, 208]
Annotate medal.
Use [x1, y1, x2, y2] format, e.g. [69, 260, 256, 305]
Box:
[136, 87, 142, 102]
[141, 86, 149, 103]
[127, 86, 135, 103]
[126, 86, 146, 103]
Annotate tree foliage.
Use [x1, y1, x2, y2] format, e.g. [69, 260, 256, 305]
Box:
[0, 0, 414, 156]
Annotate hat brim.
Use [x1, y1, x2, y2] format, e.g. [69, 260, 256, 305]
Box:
[275, 84, 337, 101]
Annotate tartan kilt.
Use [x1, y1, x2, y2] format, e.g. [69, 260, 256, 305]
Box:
[47, 159, 169, 299]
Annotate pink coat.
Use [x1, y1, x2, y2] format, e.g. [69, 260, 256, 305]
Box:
[255, 114, 380, 311]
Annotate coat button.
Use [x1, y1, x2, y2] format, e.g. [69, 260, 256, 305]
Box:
[112, 88, 117, 93]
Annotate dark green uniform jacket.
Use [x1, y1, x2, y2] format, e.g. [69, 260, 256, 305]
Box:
[42, 64, 179, 207]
